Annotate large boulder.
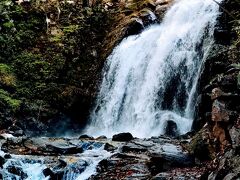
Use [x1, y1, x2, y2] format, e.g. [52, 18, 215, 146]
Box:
[112, 132, 133, 142]
[148, 153, 194, 174]
[188, 127, 215, 161]
[164, 120, 179, 137]
[104, 143, 117, 152]
[124, 18, 144, 37]
[43, 168, 55, 179]
[79, 134, 94, 140]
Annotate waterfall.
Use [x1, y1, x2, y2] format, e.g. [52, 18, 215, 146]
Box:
[86, 0, 223, 138]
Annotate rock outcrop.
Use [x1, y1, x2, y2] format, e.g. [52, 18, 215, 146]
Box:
[190, 0, 240, 177]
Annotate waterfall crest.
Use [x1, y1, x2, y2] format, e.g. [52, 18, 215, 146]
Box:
[86, 0, 223, 138]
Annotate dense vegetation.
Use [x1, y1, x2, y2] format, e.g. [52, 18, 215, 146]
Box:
[0, 0, 114, 133]
[0, 0, 157, 134]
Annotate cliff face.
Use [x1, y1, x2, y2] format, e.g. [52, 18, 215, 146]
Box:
[190, 0, 240, 178]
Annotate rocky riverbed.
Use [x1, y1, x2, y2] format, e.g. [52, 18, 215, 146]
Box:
[0, 132, 209, 180]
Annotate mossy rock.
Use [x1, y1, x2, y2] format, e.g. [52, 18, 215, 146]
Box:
[188, 127, 216, 161]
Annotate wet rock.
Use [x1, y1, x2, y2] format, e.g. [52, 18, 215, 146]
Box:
[63, 160, 89, 177]
[43, 168, 55, 179]
[0, 156, 5, 168]
[94, 153, 150, 179]
[139, 8, 157, 25]
[57, 159, 67, 168]
[148, 155, 170, 174]
[164, 120, 179, 137]
[45, 144, 83, 155]
[112, 132, 133, 142]
[54, 171, 64, 180]
[96, 158, 117, 173]
[4, 154, 11, 159]
[104, 143, 117, 152]
[79, 134, 94, 140]
[124, 18, 144, 37]
[96, 135, 107, 140]
[7, 166, 27, 179]
[121, 143, 148, 153]
[155, 4, 169, 20]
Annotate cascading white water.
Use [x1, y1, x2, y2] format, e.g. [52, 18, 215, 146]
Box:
[86, 0, 223, 138]
[1, 145, 112, 180]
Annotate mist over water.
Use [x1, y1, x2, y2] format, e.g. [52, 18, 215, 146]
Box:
[86, 0, 223, 138]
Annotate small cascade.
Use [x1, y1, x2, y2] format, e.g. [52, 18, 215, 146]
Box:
[2, 158, 47, 180]
[86, 0, 223, 138]
[1, 144, 111, 180]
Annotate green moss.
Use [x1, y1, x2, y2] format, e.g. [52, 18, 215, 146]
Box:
[0, 0, 45, 63]
[3, 21, 14, 29]
[0, 89, 21, 111]
[0, 63, 12, 74]
[63, 25, 80, 33]
[0, 63, 16, 87]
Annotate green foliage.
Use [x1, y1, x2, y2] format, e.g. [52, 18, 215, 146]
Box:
[227, 0, 240, 47]
[0, 0, 114, 123]
[0, 63, 16, 87]
[14, 52, 50, 82]
[13, 51, 65, 102]
[0, 89, 21, 112]
[0, 0, 45, 63]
